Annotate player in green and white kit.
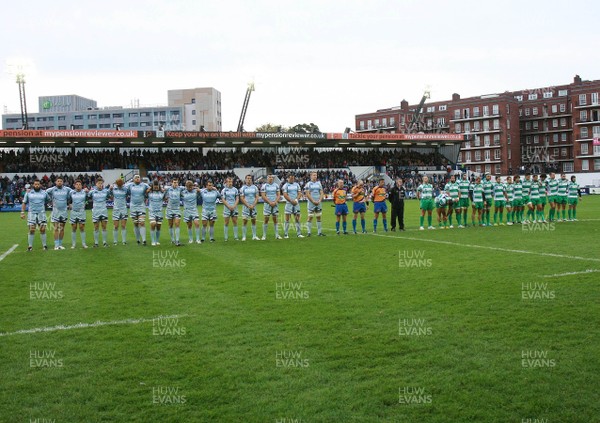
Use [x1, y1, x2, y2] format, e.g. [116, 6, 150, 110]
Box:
[88, 178, 111, 247]
[482, 174, 494, 226]
[539, 174, 549, 220]
[567, 176, 581, 221]
[416, 176, 435, 230]
[528, 175, 545, 223]
[444, 175, 460, 228]
[522, 174, 533, 223]
[261, 174, 282, 240]
[46, 177, 72, 250]
[556, 173, 569, 222]
[470, 176, 485, 226]
[111, 178, 129, 245]
[546, 172, 559, 222]
[457, 173, 471, 227]
[505, 176, 514, 225]
[512, 175, 523, 223]
[221, 177, 240, 241]
[492, 175, 508, 226]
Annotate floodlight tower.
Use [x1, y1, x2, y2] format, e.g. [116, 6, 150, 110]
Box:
[16, 71, 29, 129]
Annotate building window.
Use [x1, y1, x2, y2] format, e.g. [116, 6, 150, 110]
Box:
[191, 98, 196, 104]
[581, 127, 589, 138]
[463, 108, 470, 119]
[464, 122, 471, 133]
[99, 123, 111, 128]
[558, 89, 568, 97]
[475, 166, 482, 173]
[595, 159, 600, 171]
[192, 119, 196, 125]
[113, 113, 123, 118]
[484, 135, 490, 146]
[515, 95, 523, 102]
[473, 106, 480, 117]
[474, 136, 480, 147]
[88, 124, 97, 129]
[532, 107, 538, 116]
[192, 110, 196, 115]
[507, 119, 510, 130]
[88, 114, 97, 120]
[580, 110, 588, 122]
[594, 126, 600, 137]
[390, 117, 395, 126]
[58, 126, 66, 129]
[508, 150, 512, 159]
[553, 133, 559, 143]
[495, 164, 501, 174]
[359, 121, 365, 130]
[483, 105, 489, 116]
[455, 123, 461, 133]
[551, 104, 557, 113]
[592, 92, 599, 105]
[473, 121, 480, 131]
[494, 149, 501, 160]
[99, 113, 110, 119]
[454, 109, 460, 119]
[543, 91, 553, 99]
[129, 122, 139, 127]
[507, 135, 511, 145]
[528, 93, 538, 100]
[475, 150, 481, 161]
[582, 159, 589, 171]
[595, 144, 600, 156]
[526, 122, 532, 130]
[492, 104, 499, 115]
[560, 118, 566, 127]
[563, 162, 574, 172]
[140, 112, 150, 117]
[525, 108, 530, 116]
[465, 140, 471, 148]
[581, 143, 589, 155]
[561, 148, 567, 157]
[493, 119, 500, 130]
[483, 120, 490, 131]
[552, 119, 558, 128]
[129, 112, 138, 118]
[485, 150, 490, 161]
[436, 117, 444, 126]
[465, 151, 471, 162]
[439, 105, 447, 111]
[559, 103, 566, 113]
[58, 116, 66, 121]
[485, 164, 491, 174]
[367, 120, 372, 129]
[526, 136, 532, 144]
[533, 121, 539, 130]
[493, 134, 500, 145]
[579, 94, 587, 106]
[534, 135, 539, 144]
[382, 118, 387, 127]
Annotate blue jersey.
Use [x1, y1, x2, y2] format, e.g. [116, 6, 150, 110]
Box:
[200, 188, 220, 213]
[112, 187, 128, 210]
[165, 186, 184, 211]
[304, 181, 323, 203]
[24, 189, 49, 213]
[69, 190, 88, 212]
[182, 189, 200, 211]
[127, 182, 150, 209]
[221, 186, 239, 207]
[261, 182, 280, 202]
[148, 191, 165, 214]
[282, 182, 301, 203]
[46, 186, 72, 212]
[89, 188, 110, 212]
[240, 184, 259, 206]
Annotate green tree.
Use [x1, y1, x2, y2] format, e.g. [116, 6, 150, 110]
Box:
[255, 123, 287, 132]
[288, 123, 321, 133]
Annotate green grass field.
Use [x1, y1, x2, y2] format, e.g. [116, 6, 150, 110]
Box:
[1, 198, 599, 422]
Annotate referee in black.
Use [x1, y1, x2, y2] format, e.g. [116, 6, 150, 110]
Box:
[388, 178, 406, 231]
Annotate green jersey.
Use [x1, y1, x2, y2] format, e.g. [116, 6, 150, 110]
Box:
[470, 183, 484, 202]
[557, 179, 569, 196]
[567, 182, 580, 198]
[417, 183, 433, 199]
[482, 179, 494, 199]
[506, 183, 514, 201]
[547, 178, 559, 196]
[458, 179, 470, 197]
[444, 182, 460, 200]
[522, 179, 532, 196]
[529, 181, 541, 199]
[513, 182, 523, 200]
[493, 182, 506, 201]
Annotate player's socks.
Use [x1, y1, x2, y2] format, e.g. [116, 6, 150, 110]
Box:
[493, 212, 498, 224]
[419, 216, 424, 227]
[472, 216, 476, 226]
[113, 229, 119, 243]
[352, 219, 357, 232]
[449, 215, 453, 226]
[274, 223, 280, 238]
[427, 215, 432, 227]
[102, 230, 107, 243]
[28, 233, 34, 248]
[156, 229, 160, 242]
[209, 226, 214, 240]
[361, 219, 366, 232]
[224, 224, 229, 241]
[122, 229, 127, 243]
[174, 227, 180, 243]
[94, 230, 99, 245]
[233, 226, 239, 239]
[307, 221, 312, 235]
[134, 226, 140, 241]
[188, 228, 193, 240]
[140, 227, 146, 242]
[317, 221, 322, 234]
[198, 227, 204, 241]
[336, 221, 340, 232]
[169, 227, 174, 241]
[284, 221, 290, 236]
[242, 225, 247, 238]
[486, 212, 491, 225]
[263, 223, 268, 237]
[342, 221, 347, 232]
[373, 219, 378, 232]
[383, 219, 387, 231]
[251, 224, 257, 237]
[150, 229, 155, 243]
[562, 209, 566, 220]
[295, 222, 301, 235]
[573, 209, 577, 219]
[41, 233, 47, 247]
[80, 232, 86, 245]
[499, 211, 503, 223]
[549, 209, 554, 221]
[54, 238, 59, 248]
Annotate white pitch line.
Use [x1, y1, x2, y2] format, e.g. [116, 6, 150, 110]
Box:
[0, 314, 188, 337]
[540, 269, 600, 278]
[369, 232, 600, 263]
[0, 244, 18, 262]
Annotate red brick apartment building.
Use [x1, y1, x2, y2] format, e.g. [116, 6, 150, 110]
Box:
[355, 75, 600, 174]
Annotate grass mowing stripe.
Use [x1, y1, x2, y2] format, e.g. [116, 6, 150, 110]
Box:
[0, 244, 18, 262]
[368, 232, 600, 262]
[0, 314, 189, 337]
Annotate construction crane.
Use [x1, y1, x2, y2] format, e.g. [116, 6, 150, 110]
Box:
[237, 82, 255, 132]
[405, 87, 431, 133]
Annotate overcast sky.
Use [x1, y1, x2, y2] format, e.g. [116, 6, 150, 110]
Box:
[1, 0, 598, 132]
